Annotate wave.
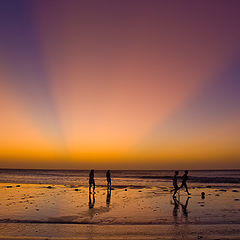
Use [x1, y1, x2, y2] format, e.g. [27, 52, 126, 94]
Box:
[0, 169, 240, 185]
[140, 176, 240, 183]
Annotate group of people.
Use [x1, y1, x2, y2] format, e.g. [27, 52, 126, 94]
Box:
[88, 169, 190, 198]
[89, 169, 111, 193]
[173, 170, 191, 197]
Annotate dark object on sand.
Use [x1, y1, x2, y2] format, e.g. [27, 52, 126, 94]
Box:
[47, 186, 53, 189]
[75, 189, 79, 191]
[125, 189, 127, 191]
[201, 192, 205, 199]
[6, 186, 12, 188]
[16, 185, 21, 187]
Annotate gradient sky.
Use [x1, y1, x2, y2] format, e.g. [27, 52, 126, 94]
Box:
[0, 0, 240, 169]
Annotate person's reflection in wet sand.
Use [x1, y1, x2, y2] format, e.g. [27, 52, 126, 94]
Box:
[180, 197, 190, 219]
[89, 192, 95, 209]
[106, 189, 111, 207]
[88, 192, 95, 220]
[172, 196, 180, 221]
[171, 196, 190, 222]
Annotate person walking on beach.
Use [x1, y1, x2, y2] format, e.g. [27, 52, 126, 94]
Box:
[89, 169, 95, 193]
[173, 170, 179, 198]
[106, 170, 111, 189]
[180, 170, 191, 195]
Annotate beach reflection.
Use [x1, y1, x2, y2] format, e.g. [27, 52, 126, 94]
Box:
[89, 193, 95, 209]
[180, 197, 190, 218]
[0, 183, 240, 227]
[88, 193, 95, 220]
[171, 196, 191, 222]
[172, 197, 179, 221]
[106, 189, 111, 207]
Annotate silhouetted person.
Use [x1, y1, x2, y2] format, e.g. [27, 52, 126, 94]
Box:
[106, 170, 111, 189]
[180, 170, 191, 195]
[172, 171, 179, 198]
[201, 192, 205, 199]
[89, 169, 95, 193]
[106, 189, 111, 207]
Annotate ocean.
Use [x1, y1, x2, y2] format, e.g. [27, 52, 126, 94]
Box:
[0, 169, 239, 187]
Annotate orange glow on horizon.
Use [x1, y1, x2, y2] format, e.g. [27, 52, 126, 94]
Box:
[0, 1, 240, 169]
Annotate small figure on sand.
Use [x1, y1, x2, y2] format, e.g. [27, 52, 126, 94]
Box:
[89, 169, 95, 193]
[106, 170, 111, 189]
[180, 170, 191, 195]
[173, 170, 179, 198]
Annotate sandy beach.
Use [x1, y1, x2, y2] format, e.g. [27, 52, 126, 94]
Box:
[0, 179, 240, 239]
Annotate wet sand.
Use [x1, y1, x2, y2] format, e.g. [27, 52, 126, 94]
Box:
[1, 224, 240, 240]
[0, 183, 239, 239]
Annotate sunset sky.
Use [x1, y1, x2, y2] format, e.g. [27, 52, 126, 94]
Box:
[0, 0, 240, 169]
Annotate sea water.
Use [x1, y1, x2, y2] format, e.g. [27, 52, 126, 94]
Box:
[0, 169, 239, 187]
